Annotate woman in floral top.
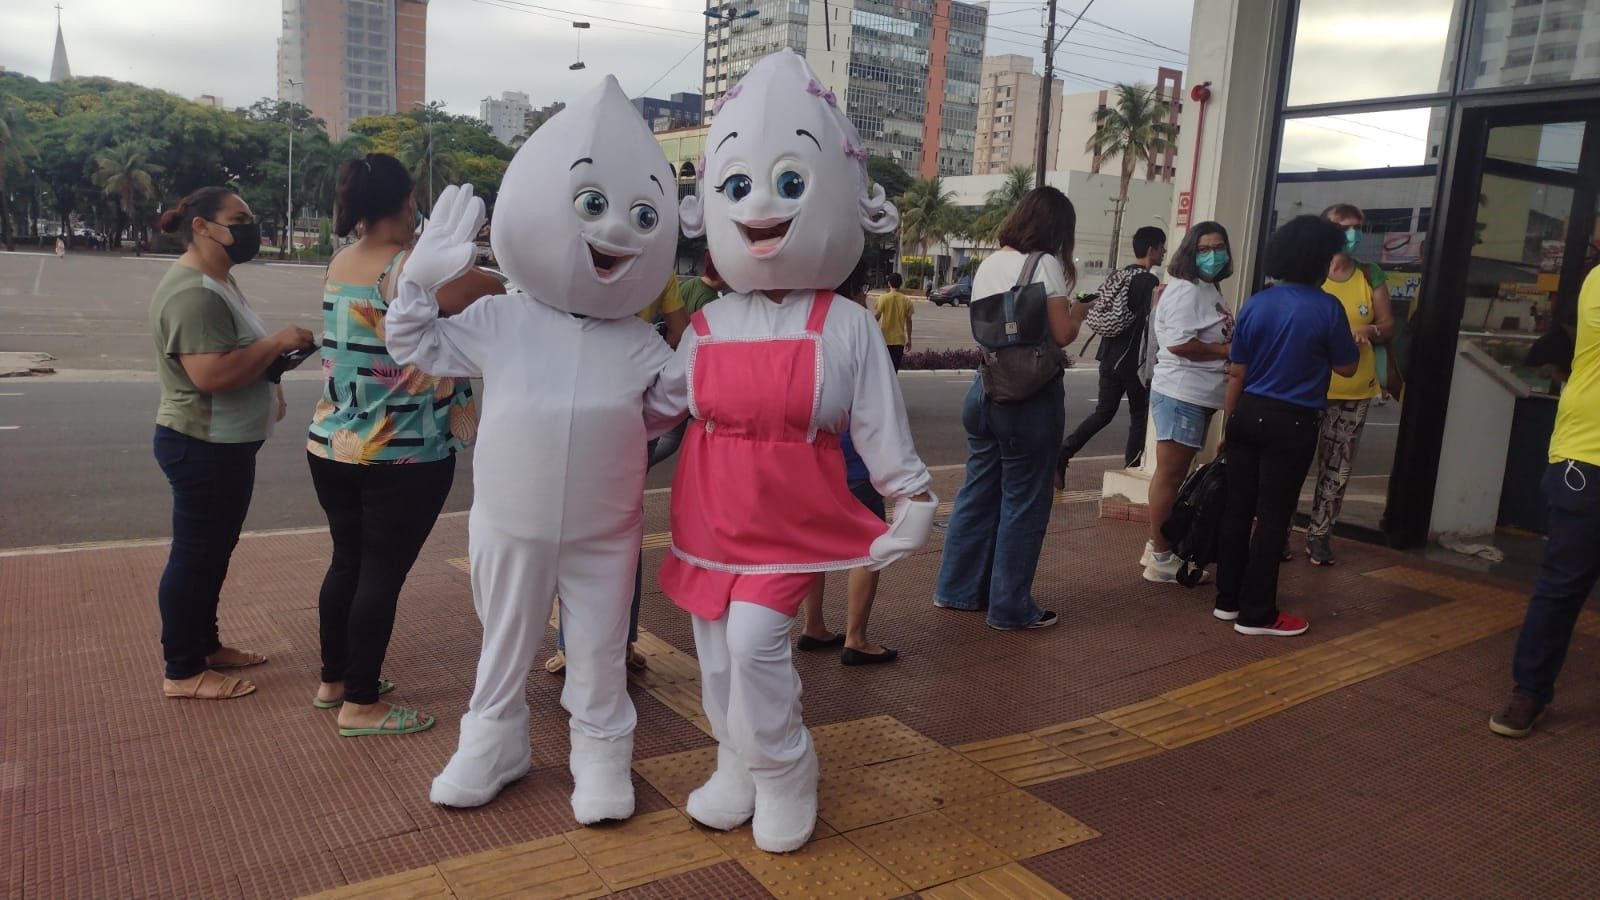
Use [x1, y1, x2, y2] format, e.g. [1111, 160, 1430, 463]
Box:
[306, 153, 504, 737]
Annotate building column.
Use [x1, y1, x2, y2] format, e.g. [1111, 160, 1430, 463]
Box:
[1098, 0, 1291, 520]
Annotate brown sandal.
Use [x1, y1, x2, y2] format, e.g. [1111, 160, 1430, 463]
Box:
[163, 670, 257, 700]
[206, 647, 268, 669]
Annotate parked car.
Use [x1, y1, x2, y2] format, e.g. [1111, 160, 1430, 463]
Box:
[928, 282, 971, 306]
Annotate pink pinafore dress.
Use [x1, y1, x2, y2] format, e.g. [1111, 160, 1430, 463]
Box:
[659, 292, 888, 619]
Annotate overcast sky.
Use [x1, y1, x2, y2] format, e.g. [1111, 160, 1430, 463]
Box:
[0, 0, 1195, 116]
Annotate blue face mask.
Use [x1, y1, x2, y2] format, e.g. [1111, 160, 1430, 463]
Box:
[1197, 249, 1229, 279]
[1343, 227, 1361, 255]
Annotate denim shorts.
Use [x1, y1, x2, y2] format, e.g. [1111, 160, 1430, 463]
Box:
[1150, 390, 1216, 449]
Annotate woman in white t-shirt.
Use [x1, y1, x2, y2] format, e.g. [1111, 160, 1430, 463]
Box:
[933, 187, 1091, 631]
[1144, 221, 1235, 583]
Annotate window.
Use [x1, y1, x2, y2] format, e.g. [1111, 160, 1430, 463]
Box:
[1285, 0, 1459, 107]
[1466, 0, 1600, 89]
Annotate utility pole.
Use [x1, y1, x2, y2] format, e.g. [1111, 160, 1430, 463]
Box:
[285, 79, 302, 259]
[1033, 0, 1057, 188]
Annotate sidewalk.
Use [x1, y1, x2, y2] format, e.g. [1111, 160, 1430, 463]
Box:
[4, 461, 1599, 899]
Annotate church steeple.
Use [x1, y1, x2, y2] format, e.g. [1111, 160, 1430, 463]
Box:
[50, 4, 72, 83]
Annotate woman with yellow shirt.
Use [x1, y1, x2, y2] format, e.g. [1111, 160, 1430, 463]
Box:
[1303, 203, 1394, 566]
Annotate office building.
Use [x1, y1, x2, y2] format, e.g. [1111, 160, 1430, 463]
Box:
[480, 91, 532, 145]
[1055, 68, 1184, 183]
[701, 0, 987, 178]
[634, 93, 703, 133]
[194, 95, 226, 109]
[277, 0, 429, 139]
[974, 55, 1062, 175]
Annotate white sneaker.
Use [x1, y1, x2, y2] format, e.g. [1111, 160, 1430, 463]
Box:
[1143, 553, 1181, 583]
[1139, 540, 1156, 569]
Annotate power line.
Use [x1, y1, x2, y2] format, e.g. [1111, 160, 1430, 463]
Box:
[638, 38, 708, 97]
[466, 0, 704, 36]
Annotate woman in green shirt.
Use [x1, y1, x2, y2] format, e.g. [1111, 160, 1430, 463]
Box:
[150, 187, 316, 701]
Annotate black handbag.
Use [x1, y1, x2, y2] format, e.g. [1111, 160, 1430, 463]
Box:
[970, 252, 1065, 404]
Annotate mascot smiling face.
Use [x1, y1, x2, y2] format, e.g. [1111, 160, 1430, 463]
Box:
[491, 75, 679, 320]
[682, 49, 899, 295]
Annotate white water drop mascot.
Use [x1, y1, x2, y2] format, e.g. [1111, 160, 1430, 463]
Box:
[385, 76, 683, 822]
[660, 48, 938, 853]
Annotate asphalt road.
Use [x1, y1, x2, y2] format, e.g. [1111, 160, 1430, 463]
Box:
[0, 251, 1396, 547]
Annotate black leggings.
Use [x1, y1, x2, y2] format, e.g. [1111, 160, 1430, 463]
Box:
[309, 453, 455, 704]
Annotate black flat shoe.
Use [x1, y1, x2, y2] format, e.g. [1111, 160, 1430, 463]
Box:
[797, 633, 846, 652]
[841, 647, 898, 666]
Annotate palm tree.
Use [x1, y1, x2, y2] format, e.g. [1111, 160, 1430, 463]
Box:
[92, 144, 165, 248]
[399, 127, 460, 213]
[898, 176, 957, 290]
[0, 98, 35, 251]
[1087, 84, 1178, 268]
[971, 165, 1033, 250]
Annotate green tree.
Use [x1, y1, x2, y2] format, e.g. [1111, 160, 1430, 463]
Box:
[92, 142, 164, 246]
[0, 94, 35, 250]
[1087, 84, 1177, 268]
[897, 176, 957, 289]
[867, 155, 914, 203]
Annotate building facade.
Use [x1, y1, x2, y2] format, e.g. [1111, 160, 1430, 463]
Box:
[633, 93, 704, 133]
[277, 0, 429, 139]
[974, 55, 1063, 175]
[480, 91, 531, 145]
[1101, 0, 1600, 557]
[700, 0, 986, 178]
[1055, 67, 1184, 183]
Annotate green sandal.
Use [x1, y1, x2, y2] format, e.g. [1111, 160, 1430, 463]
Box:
[312, 679, 395, 709]
[339, 704, 435, 738]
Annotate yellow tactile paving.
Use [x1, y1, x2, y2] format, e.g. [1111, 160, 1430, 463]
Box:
[810, 714, 943, 769]
[868, 748, 1012, 809]
[563, 809, 727, 891]
[1032, 717, 1163, 769]
[845, 811, 1012, 889]
[952, 733, 1092, 786]
[817, 764, 942, 832]
[735, 835, 911, 900]
[435, 836, 607, 900]
[631, 745, 718, 809]
[303, 866, 454, 900]
[919, 863, 1074, 899]
[937, 791, 1099, 861]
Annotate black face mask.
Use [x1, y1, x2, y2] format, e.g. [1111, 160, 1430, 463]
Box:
[210, 221, 261, 264]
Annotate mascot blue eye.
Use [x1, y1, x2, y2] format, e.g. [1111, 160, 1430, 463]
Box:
[574, 191, 608, 218]
[632, 204, 659, 231]
[776, 170, 806, 200]
[717, 174, 753, 202]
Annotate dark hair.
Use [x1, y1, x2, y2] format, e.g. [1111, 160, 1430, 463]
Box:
[1265, 215, 1344, 285]
[1132, 226, 1166, 259]
[887, 272, 903, 289]
[335, 153, 415, 237]
[1166, 221, 1233, 283]
[157, 187, 236, 244]
[702, 250, 722, 285]
[996, 186, 1077, 287]
[1322, 203, 1364, 224]
[836, 260, 870, 304]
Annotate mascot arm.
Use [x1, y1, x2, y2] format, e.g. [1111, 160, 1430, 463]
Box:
[387, 184, 493, 378]
[643, 326, 693, 439]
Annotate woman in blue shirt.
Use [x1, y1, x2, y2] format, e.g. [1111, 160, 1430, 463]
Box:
[1215, 216, 1360, 637]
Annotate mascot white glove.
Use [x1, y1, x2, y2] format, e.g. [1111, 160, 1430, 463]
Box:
[867, 491, 938, 571]
[402, 183, 485, 295]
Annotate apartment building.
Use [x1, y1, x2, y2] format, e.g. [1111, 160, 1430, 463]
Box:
[974, 54, 1062, 175]
[277, 0, 429, 138]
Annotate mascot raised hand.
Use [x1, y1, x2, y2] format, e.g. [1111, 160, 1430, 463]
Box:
[659, 49, 938, 853]
[385, 75, 684, 823]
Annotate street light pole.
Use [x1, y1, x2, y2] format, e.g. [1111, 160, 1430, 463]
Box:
[285, 78, 302, 258]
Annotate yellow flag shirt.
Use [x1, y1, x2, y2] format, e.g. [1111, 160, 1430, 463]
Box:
[1321, 262, 1384, 401]
[1550, 267, 1600, 467]
[875, 289, 912, 346]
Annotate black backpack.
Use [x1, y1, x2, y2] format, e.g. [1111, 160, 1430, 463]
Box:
[970, 252, 1065, 404]
[1160, 459, 1228, 587]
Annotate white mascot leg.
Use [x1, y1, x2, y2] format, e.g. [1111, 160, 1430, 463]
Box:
[556, 534, 640, 824]
[686, 612, 757, 830]
[431, 511, 557, 807]
[726, 601, 816, 853]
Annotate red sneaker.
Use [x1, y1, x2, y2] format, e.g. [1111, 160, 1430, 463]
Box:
[1234, 614, 1309, 637]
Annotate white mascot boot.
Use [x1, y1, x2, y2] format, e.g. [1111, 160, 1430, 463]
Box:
[685, 745, 757, 831]
[569, 729, 635, 824]
[430, 708, 533, 808]
[752, 740, 819, 853]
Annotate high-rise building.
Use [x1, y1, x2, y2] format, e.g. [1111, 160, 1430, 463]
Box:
[1055, 68, 1184, 184]
[633, 93, 703, 133]
[480, 91, 532, 145]
[974, 55, 1063, 176]
[277, 0, 429, 139]
[701, 0, 987, 178]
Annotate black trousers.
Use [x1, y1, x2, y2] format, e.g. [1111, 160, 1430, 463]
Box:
[1061, 365, 1149, 467]
[309, 453, 455, 704]
[1215, 394, 1320, 627]
[887, 344, 906, 371]
[154, 426, 262, 680]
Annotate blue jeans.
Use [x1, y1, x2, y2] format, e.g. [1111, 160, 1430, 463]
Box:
[934, 376, 1066, 628]
[153, 426, 262, 680]
[1510, 460, 1600, 705]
